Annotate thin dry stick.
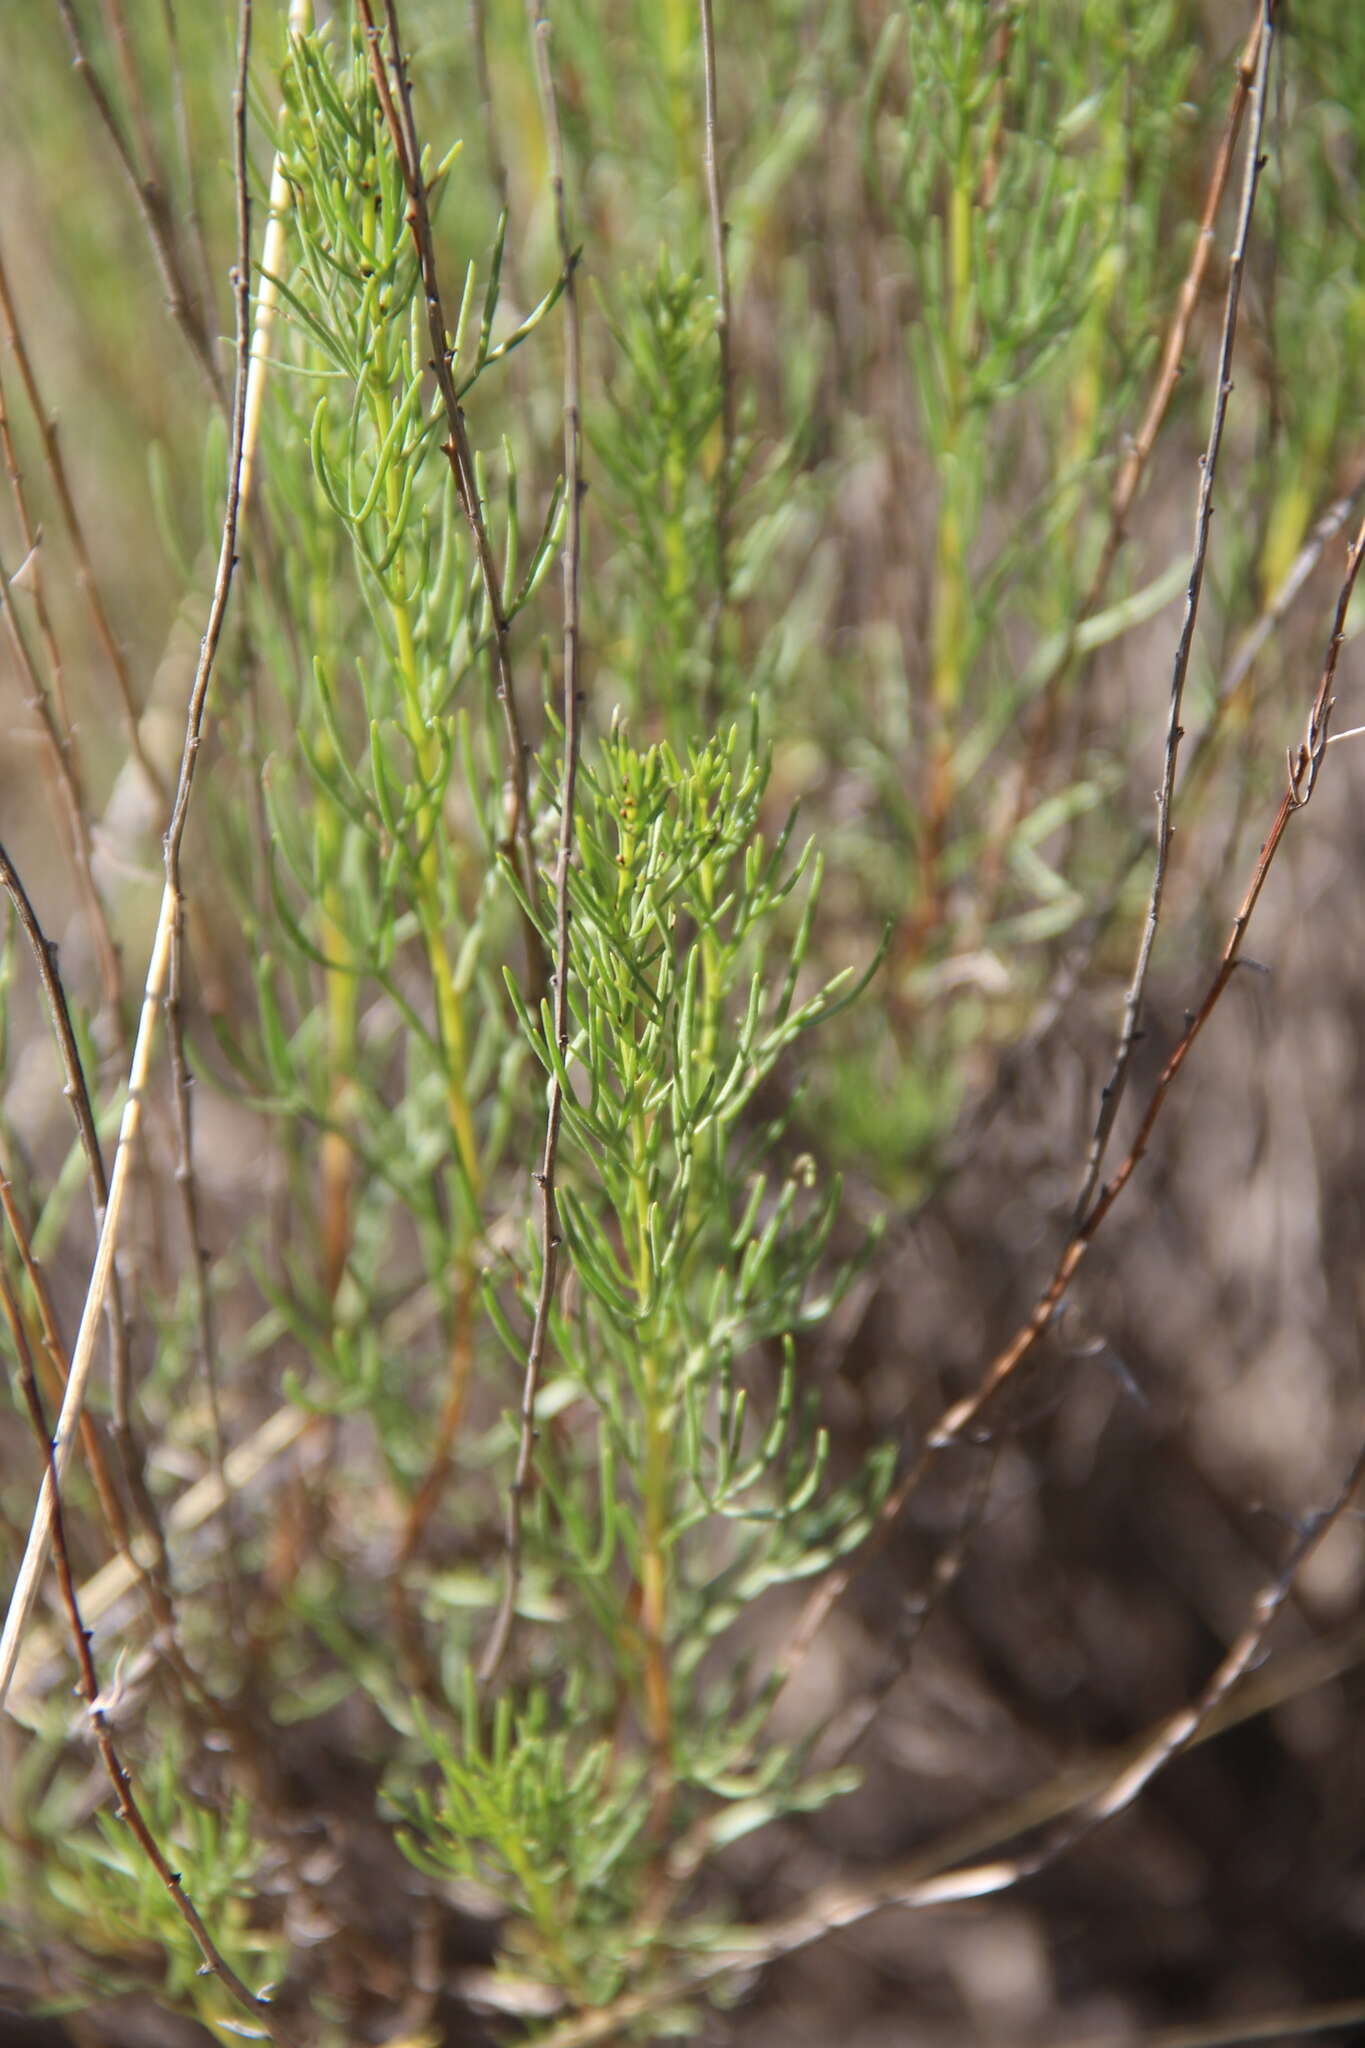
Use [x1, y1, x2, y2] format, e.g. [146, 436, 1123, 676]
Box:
[8, 1401, 309, 1719]
[479, 0, 584, 1687]
[698, 0, 735, 709]
[530, 1437, 1365, 2048]
[936, 449, 1365, 1196]
[100, 0, 169, 208]
[0, 247, 166, 803]
[55, 0, 227, 411]
[0, 842, 141, 1484]
[0, 0, 256, 1718]
[0, 531, 122, 1015]
[356, 0, 547, 1004]
[3, 1269, 299, 2046]
[1088, 9, 1266, 623]
[0, 1164, 131, 1560]
[163, 883, 241, 1610]
[1001, 8, 1266, 888]
[774, 493, 1365, 1712]
[1073, 0, 1274, 1222]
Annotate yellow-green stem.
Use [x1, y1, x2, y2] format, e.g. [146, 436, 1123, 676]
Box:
[376, 398, 481, 1202]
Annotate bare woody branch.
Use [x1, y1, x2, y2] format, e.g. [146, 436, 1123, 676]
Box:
[1074, 0, 1275, 1218]
[776, 488, 1365, 1709]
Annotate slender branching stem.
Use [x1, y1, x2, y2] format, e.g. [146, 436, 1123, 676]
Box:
[356, 0, 548, 1006]
[775, 494, 1365, 1721]
[1074, 1, 1275, 1218]
[478, 0, 584, 1689]
[0, 840, 143, 1502]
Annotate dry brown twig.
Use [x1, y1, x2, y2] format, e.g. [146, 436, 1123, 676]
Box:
[1090, 9, 1267, 619]
[0, 843, 152, 1544]
[0, 1158, 131, 1563]
[773, 479, 1365, 1730]
[997, 8, 1268, 914]
[479, 0, 585, 1689]
[1073, 0, 1274, 1220]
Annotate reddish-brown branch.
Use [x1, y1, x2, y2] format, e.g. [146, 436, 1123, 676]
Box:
[1007, 8, 1268, 881]
[778, 495, 1364, 1699]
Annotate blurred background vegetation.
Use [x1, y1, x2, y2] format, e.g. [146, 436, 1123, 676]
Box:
[1, 1, 1364, 2043]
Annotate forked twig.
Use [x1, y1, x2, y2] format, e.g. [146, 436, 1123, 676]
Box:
[775, 491, 1365, 1718]
[1089, 9, 1267, 620]
[0, 842, 145, 1522]
[0, 0, 257, 1717]
[155, 0, 314, 1665]
[1074, 0, 1274, 1220]
[1004, 8, 1267, 892]
[479, 0, 584, 1688]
